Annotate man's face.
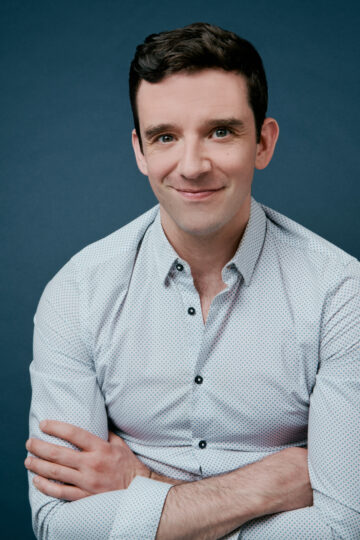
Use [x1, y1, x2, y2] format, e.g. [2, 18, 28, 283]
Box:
[132, 69, 276, 239]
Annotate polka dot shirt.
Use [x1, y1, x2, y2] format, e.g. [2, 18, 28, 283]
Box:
[28, 198, 360, 539]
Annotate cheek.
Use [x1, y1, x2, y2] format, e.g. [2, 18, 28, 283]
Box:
[217, 155, 249, 179]
[146, 152, 177, 185]
[219, 145, 256, 177]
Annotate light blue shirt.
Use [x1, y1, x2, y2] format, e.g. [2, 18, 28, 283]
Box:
[28, 198, 360, 539]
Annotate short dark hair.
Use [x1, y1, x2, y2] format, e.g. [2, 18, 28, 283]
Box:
[129, 22, 268, 150]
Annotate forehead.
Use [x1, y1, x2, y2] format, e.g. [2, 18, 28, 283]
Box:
[136, 69, 252, 127]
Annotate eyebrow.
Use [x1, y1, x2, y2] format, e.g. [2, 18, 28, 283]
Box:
[205, 118, 246, 130]
[144, 124, 176, 140]
[144, 117, 246, 140]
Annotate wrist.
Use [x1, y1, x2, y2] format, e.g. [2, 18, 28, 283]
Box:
[150, 470, 184, 486]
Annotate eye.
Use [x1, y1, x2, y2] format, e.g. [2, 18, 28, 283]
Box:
[157, 134, 174, 144]
[213, 127, 231, 138]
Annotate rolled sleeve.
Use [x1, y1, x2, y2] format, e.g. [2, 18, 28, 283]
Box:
[110, 476, 173, 539]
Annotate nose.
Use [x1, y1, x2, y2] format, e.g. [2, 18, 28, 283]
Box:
[177, 138, 211, 180]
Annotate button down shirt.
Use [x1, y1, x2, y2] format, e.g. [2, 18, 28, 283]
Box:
[28, 198, 360, 539]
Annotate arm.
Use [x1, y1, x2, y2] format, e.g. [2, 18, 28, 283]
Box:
[155, 447, 312, 540]
[28, 261, 173, 539]
[235, 259, 360, 539]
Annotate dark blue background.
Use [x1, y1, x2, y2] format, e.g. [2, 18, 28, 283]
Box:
[1, 1, 359, 537]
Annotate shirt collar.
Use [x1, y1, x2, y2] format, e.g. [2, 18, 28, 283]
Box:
[228, 197, 266, 286]
[151, 197, 266, 287]
[152, 209, 181, 284]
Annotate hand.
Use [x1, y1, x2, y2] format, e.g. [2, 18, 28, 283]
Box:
[25, 420, 151, 501]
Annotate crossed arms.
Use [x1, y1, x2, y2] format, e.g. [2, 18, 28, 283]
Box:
[26, 258, 360, 539]
[26, 420, 313, 539]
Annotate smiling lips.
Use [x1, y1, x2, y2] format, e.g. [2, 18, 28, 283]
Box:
[174, 187, 224, 200]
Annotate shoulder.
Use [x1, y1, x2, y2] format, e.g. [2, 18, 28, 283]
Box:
[40, 205, 160, 304]
[70, 204, 159, 273]
[260, 202, 359, 284]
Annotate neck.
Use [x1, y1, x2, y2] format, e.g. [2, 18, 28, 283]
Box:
[160, 202, 250, 279]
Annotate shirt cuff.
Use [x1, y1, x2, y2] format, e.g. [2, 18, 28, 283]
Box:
[109, 475, 173, 539]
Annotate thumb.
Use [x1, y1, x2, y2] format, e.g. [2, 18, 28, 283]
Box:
[108, 431, 128, 448]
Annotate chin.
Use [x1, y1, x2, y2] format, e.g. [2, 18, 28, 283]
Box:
[177, 219, 224, 237]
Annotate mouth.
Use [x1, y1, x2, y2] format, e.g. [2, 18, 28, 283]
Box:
[174, 187, 224, 200]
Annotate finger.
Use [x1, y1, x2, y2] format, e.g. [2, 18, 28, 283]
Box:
[40, 420, 104, 451]
[25, 456, 81, 486]
[32, 475, 90, 501]
[26, 438, 81, 469]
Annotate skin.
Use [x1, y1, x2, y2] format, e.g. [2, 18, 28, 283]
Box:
[26, 70, 312, 538]
[132, 69, 279, 320]
[26, 421, 155, 501]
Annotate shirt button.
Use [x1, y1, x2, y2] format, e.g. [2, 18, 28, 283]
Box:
[194, 375, 203, 384]
[199, 440, 207, 449]
[188, 307, 196, 315]
[176, 263, 184, 271]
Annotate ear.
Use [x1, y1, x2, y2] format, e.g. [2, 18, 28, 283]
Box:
[131, 129, 148, 176]
[255, 118, 279, 170]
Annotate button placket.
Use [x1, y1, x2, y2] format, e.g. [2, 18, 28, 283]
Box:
[174, 265, 206, 455]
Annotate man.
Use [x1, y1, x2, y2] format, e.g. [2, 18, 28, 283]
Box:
[26, 22, 360, 539]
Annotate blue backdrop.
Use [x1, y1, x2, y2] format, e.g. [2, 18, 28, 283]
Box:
[1, 1, 359, 537]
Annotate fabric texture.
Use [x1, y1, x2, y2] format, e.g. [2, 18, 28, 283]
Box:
[28, 198, 360, 539]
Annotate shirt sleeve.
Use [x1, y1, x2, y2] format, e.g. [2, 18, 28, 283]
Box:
[237, 259, 360, 539]
[28, 259, 172, 540]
